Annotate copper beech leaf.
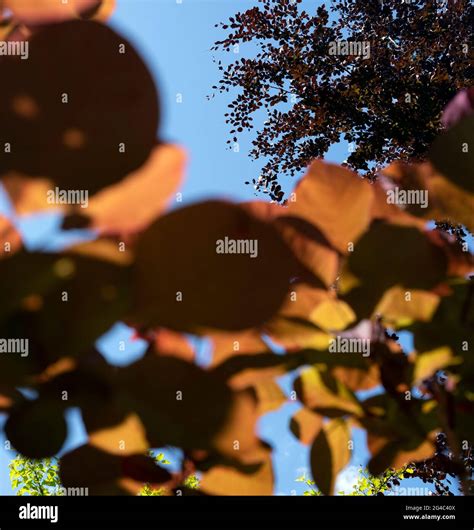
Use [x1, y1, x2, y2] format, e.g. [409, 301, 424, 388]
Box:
[83, 144, 187, 236]
[208, 328, 269, 367]
[342, 222, 447, 319]
[0, 20, 158, 196]
[348, 223, 447, 292]
[200, 445, 274, 495]
[411, 347, 458, 385]
[428, 115, 474, 193]
[361, 396, 438, 475]
[154, 328, 195, 362]
[0, 215, 22, 258]
[330, 364, 380, 392]
[263, 283, 332, 349]
[253, 380, 287, 416]
[0, 386, 22, 412]
[310, 418, 351, 495]
[88, 413, 149, 456]
[5, 398, 67, 458]
[380, 161, 474, 232]
[442, 88, 474, 129]
[132, 200, 298, 332]
[287, 161, 374, 254]
[294, 367, 363, 417]
[408, 281, 474, 359]
[60, 445, 171, 496]
[309, 299, 356, 332]
[243, 200, 339, 286]
[276, 217, 340, 287]
[368, 437, 436, 476]
[117, 356, 233, 450]
[0, 175, 56, 215]
[289, 408, 323, 445]
[0, 249, 131, 376]
[374, 286, 440, 328]
[5, 0, 116, 26]
[212, 389, 260, 458]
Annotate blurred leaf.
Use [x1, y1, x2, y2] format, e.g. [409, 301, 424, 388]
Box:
[132, 200, 297, 332]
[342, 222, 447, 319]
[263, 316, 331, 350]
[441, 88, 474, 129]
[310, 299, 356, 331]
[89, 413, 149, 456]
[0, 215, 22, 258]
[0, 247, 130, 383]
[310, 418, 351, 495]
[6, 399, 67, 458]
[429, 115, 474, 193]
[154, 328, 195, 363]
[117, 356, 233, 450]
[412, 347, 458, 384]
[374, 286, 440, 328]
[200, 445, 273, 495]
[330, 363, 380, 392]
[0, 20, 158, 197]
[60, 445, 170, 495]
[294, 366, 363, 417]
[408, 281, 473, 366]
[253, 380, 287, 416]
[380, 161, 474, 232]
[208, 328, 269, 367]
[0, 386, 22, 412]
[276, 217, 340, 287]
[212, 389, 260, 459]
[82, 144, 187, 236]
[5, 0, 116, 26]
[287, 161, 374, 253]
[368, 437, 435, 476]
[289, 408, 323, 445]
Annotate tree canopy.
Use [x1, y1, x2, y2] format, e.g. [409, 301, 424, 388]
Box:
[212, 0, 473, 201]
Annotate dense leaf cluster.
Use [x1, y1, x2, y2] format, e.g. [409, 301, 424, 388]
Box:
[212, 0, 473, 201]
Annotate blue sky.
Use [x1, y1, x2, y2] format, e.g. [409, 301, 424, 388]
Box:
[0, 0, 456, 496]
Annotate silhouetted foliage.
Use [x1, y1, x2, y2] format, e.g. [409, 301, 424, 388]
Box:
[212, 0, 473, 200]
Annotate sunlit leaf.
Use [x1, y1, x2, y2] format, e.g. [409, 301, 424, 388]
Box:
[310, 299, 356, 331]
[294, 366, 363, 417]
[287, 161, 374, 253]
[374, 286, 440, 328]
[200, 445, 273, 495]
[83, 144, 187, 236]
[411, 347, 458, 384]
[89, 413, 149, 456]
[289, 408, 323, 445]
[5, 0, 116, 25]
